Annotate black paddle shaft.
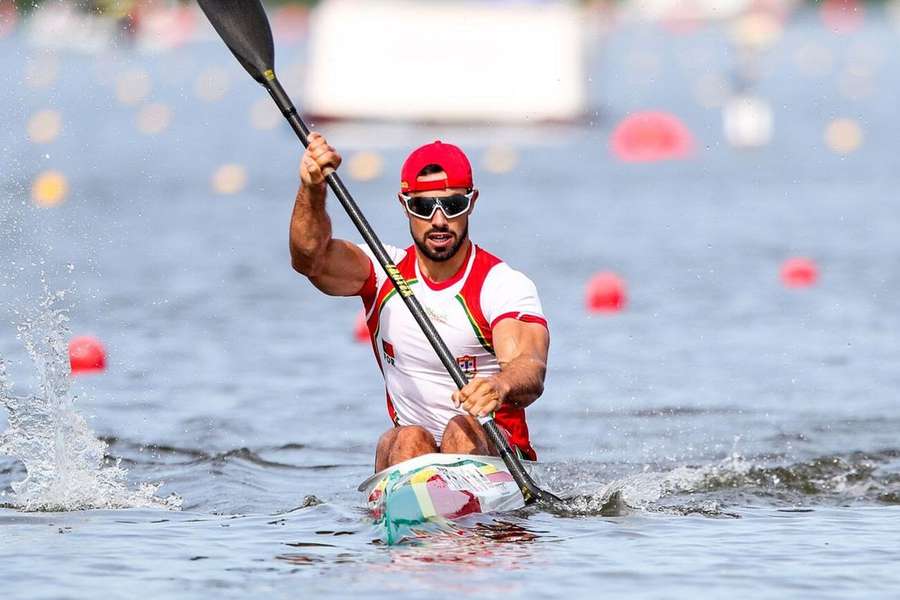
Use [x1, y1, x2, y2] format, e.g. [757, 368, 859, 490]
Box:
[195, 0, 560, 506]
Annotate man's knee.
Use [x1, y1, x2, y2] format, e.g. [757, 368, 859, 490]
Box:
[441, 415, 488, 454]
[444, 414, 477, 436]
[396, 425, 436, 446]
[375, 426, 438, 471]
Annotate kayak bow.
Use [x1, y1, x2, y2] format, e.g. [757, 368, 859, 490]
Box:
[359, 453, 529, 543]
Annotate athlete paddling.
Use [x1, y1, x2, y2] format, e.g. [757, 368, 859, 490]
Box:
[291, 133, 550, 471]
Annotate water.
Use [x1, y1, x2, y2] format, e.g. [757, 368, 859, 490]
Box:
[3, 10, 900, 599]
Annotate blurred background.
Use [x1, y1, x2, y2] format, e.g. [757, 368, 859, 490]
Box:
[3, 0, 900, 596]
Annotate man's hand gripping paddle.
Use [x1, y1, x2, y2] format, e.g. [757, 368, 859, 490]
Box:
[196, 0, 563, 506]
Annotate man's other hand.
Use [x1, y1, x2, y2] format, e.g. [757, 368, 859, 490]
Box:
[300, 132, 342, 187]
[452, 377, 509, 418]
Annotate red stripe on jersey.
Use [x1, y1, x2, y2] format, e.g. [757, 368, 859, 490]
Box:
[489, 311, 550, 330]
[419, 242, 473, 291]
[364, 247, 417, 336]
[386, 390, 399, 426]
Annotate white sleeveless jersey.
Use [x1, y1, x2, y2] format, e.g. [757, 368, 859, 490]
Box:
[356, 243, 547, 459]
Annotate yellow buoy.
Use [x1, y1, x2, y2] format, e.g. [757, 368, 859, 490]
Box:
[730, 11, 783, 50]
[27, 109, 62, 144]
[137, 103, 173, 135]
[32, 171, 68, 207]
[482, 146, 519, 174]
[824, 118, 863, 154]
[211, 164, 248, 195]
[347, 151, 384, 182]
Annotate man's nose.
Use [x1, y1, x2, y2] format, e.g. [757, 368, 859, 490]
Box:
[430, 206, 449, 227]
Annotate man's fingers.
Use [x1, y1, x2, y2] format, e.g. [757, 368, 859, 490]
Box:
[310, 149, 342, 174]
[463, 397, 497, 418]
[311, 144, 332, 160]
[303, 157, 324, 184]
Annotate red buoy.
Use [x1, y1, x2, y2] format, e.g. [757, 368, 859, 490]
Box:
[781, 257, 819, 288]
[69, 336, 107, 374]
[611, 111, 694, 163]
[820, 0, 864, 34]
[0, 1, 17, 39]
[353, 310, 370, 343]
[586, 272, 627, 313]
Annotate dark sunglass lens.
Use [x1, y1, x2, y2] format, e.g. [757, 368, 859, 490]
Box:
[440, 195, 470, 216]
[407, 197, 437, 217]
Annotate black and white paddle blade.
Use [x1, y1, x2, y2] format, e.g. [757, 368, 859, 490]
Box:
[197, 0, 275, 83]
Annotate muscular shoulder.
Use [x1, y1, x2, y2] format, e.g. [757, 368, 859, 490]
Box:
[357, 243, 408, 267]
[355, 243, 412, 306]
[476, 250, 545, 327]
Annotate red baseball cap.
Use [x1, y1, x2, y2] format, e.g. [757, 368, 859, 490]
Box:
[400, 141, 473, 193]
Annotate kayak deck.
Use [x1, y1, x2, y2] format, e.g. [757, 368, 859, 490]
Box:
[359, 453, 526, 541]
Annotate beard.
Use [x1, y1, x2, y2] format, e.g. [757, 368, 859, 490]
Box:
[412, 223, 469, 262]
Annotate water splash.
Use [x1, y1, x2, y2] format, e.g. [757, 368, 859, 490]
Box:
[0, 291, 180, 512]
[543, 448, 900, 518]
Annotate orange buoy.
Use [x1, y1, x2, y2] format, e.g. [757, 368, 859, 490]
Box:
[781, 258, 818, 288]
[586, 272, 627, 313]
[353, 310, 370, 343]
[69, 336, 107, 374]
[611, 111, 694, 163]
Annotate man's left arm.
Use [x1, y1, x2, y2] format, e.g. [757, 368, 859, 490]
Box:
[453, 319, 550, 417]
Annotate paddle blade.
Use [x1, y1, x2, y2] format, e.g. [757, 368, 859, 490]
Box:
[197, 0, 275, 83]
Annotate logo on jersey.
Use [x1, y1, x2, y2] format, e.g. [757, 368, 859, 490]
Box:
[456, 354, 477, 378]
[382, 340, 396, 366]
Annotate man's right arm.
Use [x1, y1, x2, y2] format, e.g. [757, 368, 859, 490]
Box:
[290, 132, 371, 296]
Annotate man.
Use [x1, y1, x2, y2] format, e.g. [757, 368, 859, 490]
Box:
[290, 133, 550, 471]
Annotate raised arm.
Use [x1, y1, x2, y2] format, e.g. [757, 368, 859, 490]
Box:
[453, 319, 550, 417]
[290, 132, 371, 296]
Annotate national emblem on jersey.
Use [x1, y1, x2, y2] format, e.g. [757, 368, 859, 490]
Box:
[456, 354, 477, 378]
[382, 340, 396, 366]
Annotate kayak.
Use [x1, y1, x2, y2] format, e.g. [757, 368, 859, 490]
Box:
[358, 453, 528, 541]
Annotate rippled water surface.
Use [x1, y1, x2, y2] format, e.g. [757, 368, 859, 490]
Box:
[3, 12, 900, 599]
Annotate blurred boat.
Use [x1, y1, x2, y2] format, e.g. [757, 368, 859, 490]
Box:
[25, 3, 119, 53]
[303, 0, 587, 123]
[621, 0, 753, 21]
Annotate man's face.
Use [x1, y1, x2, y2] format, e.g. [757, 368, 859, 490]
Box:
[401, 172, 475, 263]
